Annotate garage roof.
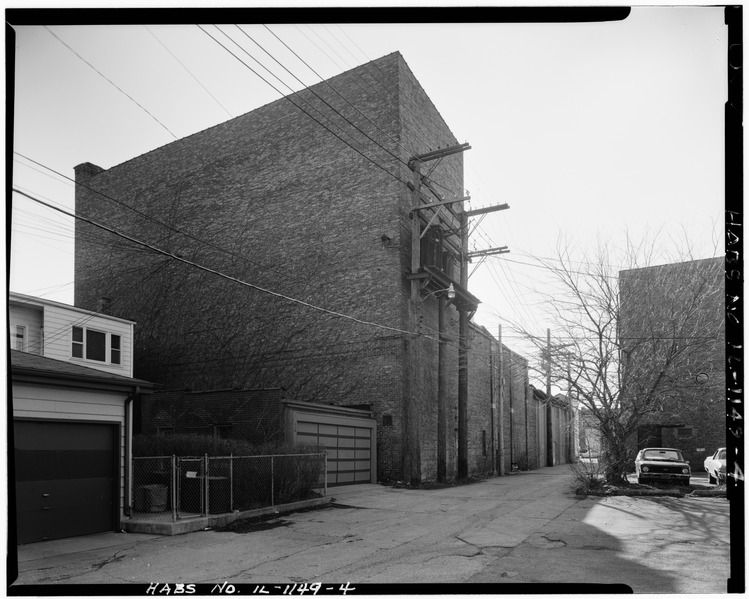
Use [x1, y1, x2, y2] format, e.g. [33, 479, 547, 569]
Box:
[10, 350, 155, 391]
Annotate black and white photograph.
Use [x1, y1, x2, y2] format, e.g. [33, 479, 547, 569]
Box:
[7, 4, 741, 595]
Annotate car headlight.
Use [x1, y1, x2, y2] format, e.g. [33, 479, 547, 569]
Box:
[682, 468, 689, 474]
[642, 466, 649, 472]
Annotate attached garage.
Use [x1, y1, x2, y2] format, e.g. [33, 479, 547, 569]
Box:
[285, 401, 376, 486]
[14, 421, 119, 544]
[10, 350, 153, 544]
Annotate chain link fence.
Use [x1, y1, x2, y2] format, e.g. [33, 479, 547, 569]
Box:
[131, 453, 326, 521]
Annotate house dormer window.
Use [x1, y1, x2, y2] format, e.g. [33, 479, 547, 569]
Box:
[72, 326, 122, 364]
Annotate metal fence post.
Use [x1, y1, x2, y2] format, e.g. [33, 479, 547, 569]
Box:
[129, 456, 134, 517]
[323, 453, 327, 497]
[271, 456, 275, 507]
[229, 454, 234, 512]
[172, 455, 177, 522]
[204, 454, 209, 516]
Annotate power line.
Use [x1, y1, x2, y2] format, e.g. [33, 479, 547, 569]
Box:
[262, 24, 400, 147]
[197, 25, 410, 190]
[14, 187, 429, 342]
[217, 24, 464, 200]
[13, 153, 339, 292]
[144, 25, 234, 120]
[225, 25, 408, 172]
[44, 26, 179, 143]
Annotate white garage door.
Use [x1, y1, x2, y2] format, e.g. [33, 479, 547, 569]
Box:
[296, 420, 373, 486]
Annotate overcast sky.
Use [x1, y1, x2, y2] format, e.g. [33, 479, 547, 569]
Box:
[9, 7, 727, 365]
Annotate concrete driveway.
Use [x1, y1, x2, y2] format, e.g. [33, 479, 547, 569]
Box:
[10, 464, 731, 593]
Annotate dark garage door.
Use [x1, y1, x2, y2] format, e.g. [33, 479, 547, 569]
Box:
[14, 420, 118, 544]
[296, 420, 372, 486]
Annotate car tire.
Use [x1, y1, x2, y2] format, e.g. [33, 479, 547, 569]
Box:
[708, 471, 716, 485]
[637, 476, 645, 484]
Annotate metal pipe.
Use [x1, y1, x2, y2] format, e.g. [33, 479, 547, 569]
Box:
[123, 387, 139, 519]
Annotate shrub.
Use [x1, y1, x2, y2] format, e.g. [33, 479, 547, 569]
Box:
[570, 458, 607, 495]
[133, 433, 257, 457]
[133, 434, 324, 458]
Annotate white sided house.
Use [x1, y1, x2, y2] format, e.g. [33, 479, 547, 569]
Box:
[9, 292, 154, 544]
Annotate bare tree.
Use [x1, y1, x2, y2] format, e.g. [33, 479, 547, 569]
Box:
[516, 237, 723, 484]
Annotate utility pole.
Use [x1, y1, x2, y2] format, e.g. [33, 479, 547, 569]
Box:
[546, 328, 554, 467]
[437, 292, 448, 482]
[407, 143, 470, 486]
[498, 325, 505, 475]
[457, 203, 510, 480]
[407, 142, 509, 483]
[404, 157, 424, 486]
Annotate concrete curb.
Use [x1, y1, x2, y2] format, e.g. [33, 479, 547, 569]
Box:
[581, 489, 727, 498]
[122, 496, 331, 535]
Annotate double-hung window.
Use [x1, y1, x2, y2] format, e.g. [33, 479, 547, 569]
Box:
[72, 326, 122, 364]
[110, 334, 121, 365]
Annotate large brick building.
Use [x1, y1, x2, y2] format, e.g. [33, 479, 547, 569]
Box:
[618, 257, 725, 468]
[74, 51, 558, 483]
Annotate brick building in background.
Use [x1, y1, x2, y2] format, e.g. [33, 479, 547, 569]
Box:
[74, 51, 558, 483]
[619, 257, 725, 467]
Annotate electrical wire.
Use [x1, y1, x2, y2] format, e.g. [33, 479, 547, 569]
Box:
[197, 25, 409, 189]
[144, 25, 234, 120]
[13, 187, 433, 342]
[44, 27, 180, 143]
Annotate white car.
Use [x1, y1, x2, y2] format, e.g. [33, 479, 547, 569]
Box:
[703, 447, 726, 484]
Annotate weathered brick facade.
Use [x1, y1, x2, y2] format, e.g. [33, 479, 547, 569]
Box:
[74, 51, 546, 483]
[619, 257, 725, 467]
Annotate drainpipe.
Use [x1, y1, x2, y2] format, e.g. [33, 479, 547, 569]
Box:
[123, 386, 140, 518]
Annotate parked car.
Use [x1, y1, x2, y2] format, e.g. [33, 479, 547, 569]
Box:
[635, 447, 691, 486]
[703, 447, 726, 484]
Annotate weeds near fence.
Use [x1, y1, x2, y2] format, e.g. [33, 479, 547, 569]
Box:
[133, 434, 320, 459]
[570, 457, 608, 495]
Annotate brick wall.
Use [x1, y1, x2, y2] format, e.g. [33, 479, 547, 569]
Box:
[74, 52, 473, 483]
[498, 344, 536, 472]
[467, 325, 499, 476]
[620, 257, 725, 467]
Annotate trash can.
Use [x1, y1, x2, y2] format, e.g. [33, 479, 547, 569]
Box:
[180, 476, 203, 514]
[134, 484, 168, 512]
[207, 476, 230, 514]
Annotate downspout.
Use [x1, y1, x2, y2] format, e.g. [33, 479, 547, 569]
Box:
[123, 386, 140, 518]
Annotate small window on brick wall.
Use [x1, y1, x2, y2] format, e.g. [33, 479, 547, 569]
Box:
[383, 415, 393, 427]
